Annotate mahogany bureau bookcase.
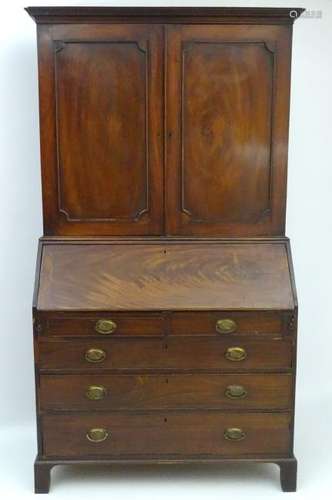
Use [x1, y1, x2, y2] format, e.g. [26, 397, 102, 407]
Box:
[26, 6, 303, 493]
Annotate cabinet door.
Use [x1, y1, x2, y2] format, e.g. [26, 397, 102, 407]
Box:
[166, 25, 292, 236]
[38, 24, 163, 235]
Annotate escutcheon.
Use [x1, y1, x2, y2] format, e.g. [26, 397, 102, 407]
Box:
[86, 385, 107, 400]
[95, 319, 117, 335]
[225, 384, 247, 399]
[225, 346, 247, 362]
[85, 348, 106, 363]
[216, 318, 237, 334]
[224, 427, 246, 441]
[86, 428, 109, 443]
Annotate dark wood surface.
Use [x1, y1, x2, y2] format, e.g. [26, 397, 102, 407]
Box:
[33, 16, 295, 236]
[42, 412, 291, 457]
[166, 24, 291, 236]
[26, 7, 305, 25]
[36, 241, 295, 311]
[28, 6, 301, 493]
[39, 373, 292, 411]
[37, 337, 293, 372]
[38, 309, 292, 337]
[37, 24, 163, 236]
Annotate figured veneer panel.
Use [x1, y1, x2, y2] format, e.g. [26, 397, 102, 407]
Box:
[37, 23, 164, 235]
[166, 24, 293, 236]
[39, 373, 293, 411]
[37, 242, 295, 311]
[182, 42, 273, 224]
[56, 41, 148, 221]
[42, 412, 292, 457]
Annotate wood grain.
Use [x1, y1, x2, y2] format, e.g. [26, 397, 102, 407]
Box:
[28, 6, 301, 493]
[166, 24, 292, 236]
[39, 373, 292, 411]
[37, 242, 294, 311]
[37, 337, 292, 371]
[37, 309, 291, 337]
[37, 24, 163, 236]
[42, 412, 291, 457]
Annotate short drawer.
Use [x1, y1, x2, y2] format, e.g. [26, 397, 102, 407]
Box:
[38, 338, 292, 371]
[39, 373, 293, 411]
[42, 412, 291, 457]
[41, 315, 164, 337]
[170, 311, 292, 336]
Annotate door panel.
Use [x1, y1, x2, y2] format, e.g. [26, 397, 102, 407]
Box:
[166, 25, 292, 236]
[38, 24, 163, 235]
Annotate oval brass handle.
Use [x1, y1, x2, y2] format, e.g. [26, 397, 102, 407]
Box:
[85, 348, 106, 363]
[225, 346, 247, 362]
[225, 384, 247, 399]
[216, 318, 237, 334]
[224, 427, 246, 441]
[86, 385, 107, 400]
[95, 319, 117, 335]
[86, 428, 109, 443]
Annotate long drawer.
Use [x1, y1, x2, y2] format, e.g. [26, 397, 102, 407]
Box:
[37, 338, 292, 371]
[39, 373, 293, 411]
[42, 412, 291, 457]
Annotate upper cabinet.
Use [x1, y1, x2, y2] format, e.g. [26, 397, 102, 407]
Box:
[28, 7, 301, 237]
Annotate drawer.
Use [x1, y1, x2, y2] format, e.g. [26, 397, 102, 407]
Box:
[170, 311, 292, 336]
[39, 373, 293, 411]
[40, 315, 164, 337]
[42, 412, 291, 457]
[38, 338, 292, 371]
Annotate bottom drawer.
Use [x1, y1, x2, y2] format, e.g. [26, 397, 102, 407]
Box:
[42, 412, 291, 457]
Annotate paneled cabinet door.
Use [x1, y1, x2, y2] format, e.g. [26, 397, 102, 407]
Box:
[166, 25, 292, 236]
[38, 24, 163, 235]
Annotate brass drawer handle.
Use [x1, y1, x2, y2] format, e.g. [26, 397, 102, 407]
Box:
[86, 385, 107, 400]
[86, 428, 109, 443]
[225, 384, 247, 399]
[85, 348, 106, 363]
[224, 427, 246, 441]
[216, 318, 237, 334]
[225, 346, 247, 362]
[95, 319, 117, 335]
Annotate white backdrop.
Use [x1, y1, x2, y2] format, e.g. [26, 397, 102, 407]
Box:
[0, 0, 331, 498]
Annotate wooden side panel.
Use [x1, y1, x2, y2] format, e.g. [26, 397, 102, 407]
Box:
[166, 24, 292, 236]
[37, 24, 163, 235]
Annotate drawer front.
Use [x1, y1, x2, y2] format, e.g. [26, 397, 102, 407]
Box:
[170, 311, 292, 336]
[41, 315, 164, 337]
[39, 373, 293, 411]
[42, 412, 291, 457]
[38, 311, 293, 338]
[38, 338, 292, 371]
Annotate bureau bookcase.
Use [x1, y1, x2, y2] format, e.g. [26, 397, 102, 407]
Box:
[26, 7, 303, 493]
